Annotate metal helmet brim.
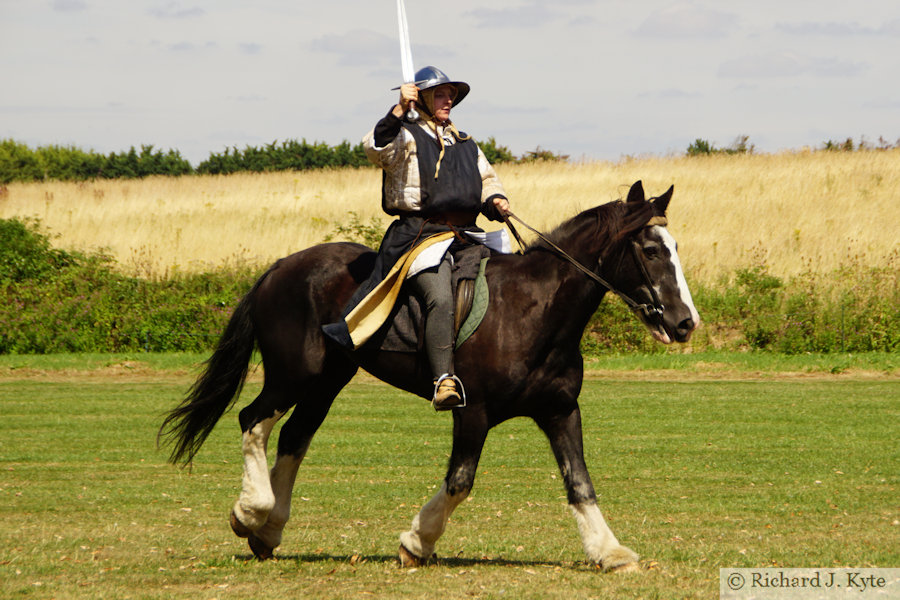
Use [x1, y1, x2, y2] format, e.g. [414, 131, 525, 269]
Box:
[392, 66, 470, 107]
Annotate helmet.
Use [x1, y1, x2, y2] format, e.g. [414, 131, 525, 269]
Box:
[395, 66, 470, 107]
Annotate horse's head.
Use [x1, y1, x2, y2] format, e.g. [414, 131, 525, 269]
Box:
[608, 181, 700, 344]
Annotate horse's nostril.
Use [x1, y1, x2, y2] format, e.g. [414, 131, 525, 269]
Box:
[677, 318, 695, 334]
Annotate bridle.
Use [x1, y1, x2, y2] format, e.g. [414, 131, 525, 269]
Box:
[503, 211, 667, 325]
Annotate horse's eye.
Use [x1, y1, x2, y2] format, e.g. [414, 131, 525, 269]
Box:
[643, 243, 660, 258]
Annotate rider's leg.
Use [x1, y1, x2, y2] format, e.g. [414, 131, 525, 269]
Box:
[409, 255, 460, 406]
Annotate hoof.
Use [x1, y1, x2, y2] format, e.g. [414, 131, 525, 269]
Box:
[230, 510, 253, 538]
[606, 561, 641, 574]
[248, 533, 274, 561]
[398, 544, 427, 568]
[600, 546, 640, 573]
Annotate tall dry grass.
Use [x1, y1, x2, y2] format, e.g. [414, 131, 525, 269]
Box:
[2, 150, 898, 283]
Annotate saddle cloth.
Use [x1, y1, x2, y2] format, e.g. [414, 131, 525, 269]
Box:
[358, 248, 491, 354]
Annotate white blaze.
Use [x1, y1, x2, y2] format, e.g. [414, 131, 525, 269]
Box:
[656, 226, 700, 327]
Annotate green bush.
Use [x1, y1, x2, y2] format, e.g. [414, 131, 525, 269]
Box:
[0, 140, 45, 183]
[477, 137, 516, 164]
[0, 217, 79, 282]
[518, 147, 569, 162]
[687, 135, 754, 156]
[666, 260, 900, 354]
[0, 218, 255, 353]
[324, 212, 385, 249]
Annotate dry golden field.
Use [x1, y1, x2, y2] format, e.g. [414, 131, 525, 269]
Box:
[2, 150, 898, 284]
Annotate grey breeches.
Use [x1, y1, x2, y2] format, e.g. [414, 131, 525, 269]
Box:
[408, 254, 454, 378]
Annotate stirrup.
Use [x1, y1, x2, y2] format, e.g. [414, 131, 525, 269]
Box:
[432, 374, 466, 411]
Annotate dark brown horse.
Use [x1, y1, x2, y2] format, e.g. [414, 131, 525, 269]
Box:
[159, 180, 699, 571]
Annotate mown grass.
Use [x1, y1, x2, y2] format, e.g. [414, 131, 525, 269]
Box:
[0, 356, 897, 599]
[2, 351, 897, 379]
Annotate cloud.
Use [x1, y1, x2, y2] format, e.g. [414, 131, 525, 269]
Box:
[464, 1, 600, 29]
[311, 29, 395, 67]
[566, 14, 598, 27]
[718, 53, 804, 78]
[465, 3, 560, 29]
[635, 2, 739, 38]
[228, 95, 267, 103]
[148, 2, 205, 19]
[717, 52, 865, 78]
[776, 19, 900, 37]
[637, 88, 702, 100]
[804, 57, 867, 77]
[166, 41, 217, 53]
[862, 99, 900, 110]
[473, 102, 549, 117]
[310, 29, 452, 69]
[239, 43, 263, 55]
[51, 0, 87, 11]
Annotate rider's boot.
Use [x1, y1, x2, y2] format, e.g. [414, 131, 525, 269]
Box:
[432, 374, 465, 410]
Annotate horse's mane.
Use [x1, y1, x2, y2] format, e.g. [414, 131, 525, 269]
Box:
[524, 199, 654, 253]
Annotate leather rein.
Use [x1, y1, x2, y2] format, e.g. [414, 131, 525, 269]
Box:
[502, 211, 667, 324]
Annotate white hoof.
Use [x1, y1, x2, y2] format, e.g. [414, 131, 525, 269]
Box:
[231, 499, 272, 532]
[600, 546, 640, 572]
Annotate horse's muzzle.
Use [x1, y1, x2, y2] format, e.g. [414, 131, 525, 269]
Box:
[673, 317, 696, 343]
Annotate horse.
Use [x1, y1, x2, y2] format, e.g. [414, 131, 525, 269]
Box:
[158, 180, 699, 572]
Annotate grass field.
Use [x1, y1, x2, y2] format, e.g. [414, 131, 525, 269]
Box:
[2, 150, 899, 284]
[1, 354, 897, 599]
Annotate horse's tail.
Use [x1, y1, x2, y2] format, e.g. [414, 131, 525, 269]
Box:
[157, 274, 264, 466]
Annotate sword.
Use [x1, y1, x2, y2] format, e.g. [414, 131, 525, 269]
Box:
[396, 0, 419, 121]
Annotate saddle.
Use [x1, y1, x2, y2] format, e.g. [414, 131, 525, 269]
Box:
[365, 253, 490, 354]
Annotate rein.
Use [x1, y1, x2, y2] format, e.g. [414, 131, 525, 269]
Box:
[503, 211, 666, 323]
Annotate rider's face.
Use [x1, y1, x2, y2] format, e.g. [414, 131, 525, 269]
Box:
[431, 85, 456, 121]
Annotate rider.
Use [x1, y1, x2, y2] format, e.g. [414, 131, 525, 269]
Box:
[324, 66, 510, 409]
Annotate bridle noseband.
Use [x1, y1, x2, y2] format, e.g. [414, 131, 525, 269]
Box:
[503, 211, 667, 324]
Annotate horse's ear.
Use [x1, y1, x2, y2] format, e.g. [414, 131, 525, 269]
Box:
[654, 185, 674, 213]
[626, 180, 645, 204]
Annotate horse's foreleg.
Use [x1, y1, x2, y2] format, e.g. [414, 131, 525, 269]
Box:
[230, 400, 286, 536]
[538, 404, 639, 572]
[399, 412, 487, 566]
[398, 480, 468, 566]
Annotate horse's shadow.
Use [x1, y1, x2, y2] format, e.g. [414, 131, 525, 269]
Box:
[234, 552, 588, 570]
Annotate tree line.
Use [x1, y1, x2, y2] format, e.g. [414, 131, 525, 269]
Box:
[5, 134, 893, 184]
[0, 137, 568, 184]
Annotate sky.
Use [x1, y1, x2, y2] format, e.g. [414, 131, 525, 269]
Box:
[2, 0, 899, 165]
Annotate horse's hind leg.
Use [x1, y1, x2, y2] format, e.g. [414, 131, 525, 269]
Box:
[536, 403, 639, 572]
[243, 363, 357, 560]
[229, 386, 289, 538]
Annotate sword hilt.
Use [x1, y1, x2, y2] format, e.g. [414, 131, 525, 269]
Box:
[406, 104, 419, 122]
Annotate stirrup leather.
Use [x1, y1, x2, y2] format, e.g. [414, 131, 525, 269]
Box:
[432, 374, 466, 410]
